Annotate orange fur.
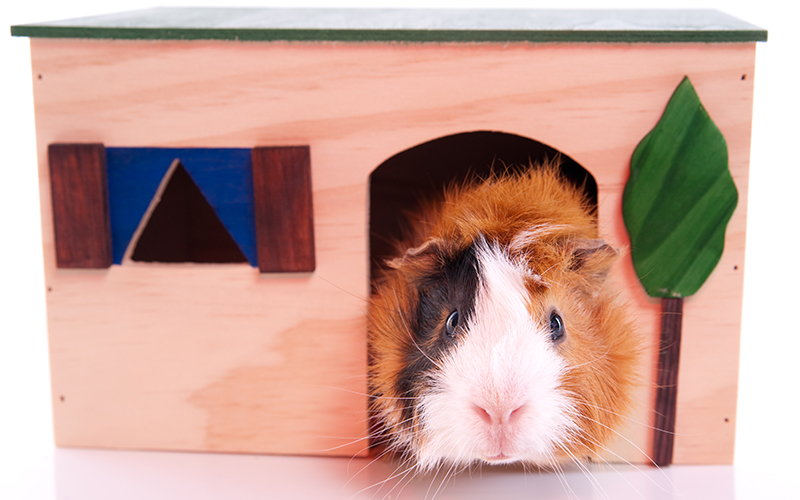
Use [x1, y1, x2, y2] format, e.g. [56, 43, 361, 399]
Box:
[368, 163, 639, 463]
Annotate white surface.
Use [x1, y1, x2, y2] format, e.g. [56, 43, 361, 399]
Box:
[2, 1, 798, 499]
[0, 448, 750, 499]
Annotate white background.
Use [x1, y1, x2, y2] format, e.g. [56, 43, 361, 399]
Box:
[1, 1, 798, 499]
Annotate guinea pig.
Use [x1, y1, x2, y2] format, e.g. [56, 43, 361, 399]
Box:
[367, 162, 639, 470]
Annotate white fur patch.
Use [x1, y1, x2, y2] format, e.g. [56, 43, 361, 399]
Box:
[509, 225, 561, 287]
[416, 240, 576, 468]
[509, 224, 567, 253]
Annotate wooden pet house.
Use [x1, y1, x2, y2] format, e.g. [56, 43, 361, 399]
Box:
[11, 8, 766, 464]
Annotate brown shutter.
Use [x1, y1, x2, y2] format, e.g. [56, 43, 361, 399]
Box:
[48, 143, 112, 268]
[251, 146, 315, 273]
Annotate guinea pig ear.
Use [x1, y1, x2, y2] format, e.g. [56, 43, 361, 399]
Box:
[568, 239, 619, 285]
[386, 237, 446, 270]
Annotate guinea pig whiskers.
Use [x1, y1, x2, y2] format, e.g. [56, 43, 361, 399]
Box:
[377, 411, 426, 456]
[312, 435, 371, 455]
[564, 345, 612, 370]
[423, 464, 448, 500]
[315, 402, 421, 458]
[568, 427, 679, 500]
[424, 455, 473, 500]
[548, 454, 582, 500]
[342, 447, 393, 488]
[343, 432, 418, 496]
[431, 463, 466, 500]
[563, 408, 681, 496]
[578, 399, 680, 436]
[570, 439, 655, 500]
[350, 458, 415, 500]
[557, 443, 611, 500]
[368, 393, 420, 403]
[313, 272, 370, 304]
[311, 384, 412, 401]
[566, 407, 659, 466]
[554, 447, 589, 499]
[382, 455, 427, 498]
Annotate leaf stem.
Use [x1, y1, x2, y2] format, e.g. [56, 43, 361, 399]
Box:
[653, 296, 683, 466]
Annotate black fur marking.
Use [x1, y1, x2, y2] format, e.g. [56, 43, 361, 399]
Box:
[395, 245, 480, 426]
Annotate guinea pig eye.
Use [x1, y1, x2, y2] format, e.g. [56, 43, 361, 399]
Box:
[549, 312, 565, 344]
[445, 310, 460, 338]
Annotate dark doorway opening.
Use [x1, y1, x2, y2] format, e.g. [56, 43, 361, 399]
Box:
[368, 131, 597, 278]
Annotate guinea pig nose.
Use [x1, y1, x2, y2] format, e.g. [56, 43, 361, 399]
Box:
[473, 403, 526, 425]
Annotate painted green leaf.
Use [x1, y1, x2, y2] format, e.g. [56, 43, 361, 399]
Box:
[623, 76, 737, 298]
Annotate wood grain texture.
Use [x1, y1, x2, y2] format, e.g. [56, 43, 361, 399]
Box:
[48, 143, 112, 268]
[653, 297, 683, 466]
[28, 38, 757, 462]
[251, 146, 315, 273]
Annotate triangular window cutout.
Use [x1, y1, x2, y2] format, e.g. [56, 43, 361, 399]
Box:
[129, 161, 248, 264]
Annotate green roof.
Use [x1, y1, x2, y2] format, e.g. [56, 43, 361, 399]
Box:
[10, 8, 767, 43]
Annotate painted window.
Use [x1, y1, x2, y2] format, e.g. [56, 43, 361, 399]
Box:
[48, 144, 315, 272]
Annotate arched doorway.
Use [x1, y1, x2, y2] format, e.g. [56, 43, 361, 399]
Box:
[368, 131, 597, 278]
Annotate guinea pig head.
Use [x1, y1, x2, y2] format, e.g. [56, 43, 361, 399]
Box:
[368, 231, 638, 470]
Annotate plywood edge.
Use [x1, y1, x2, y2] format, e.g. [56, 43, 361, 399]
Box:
[11, 8, 767, 43]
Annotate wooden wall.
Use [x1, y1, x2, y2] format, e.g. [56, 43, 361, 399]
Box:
[29, 37, 756, 463]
